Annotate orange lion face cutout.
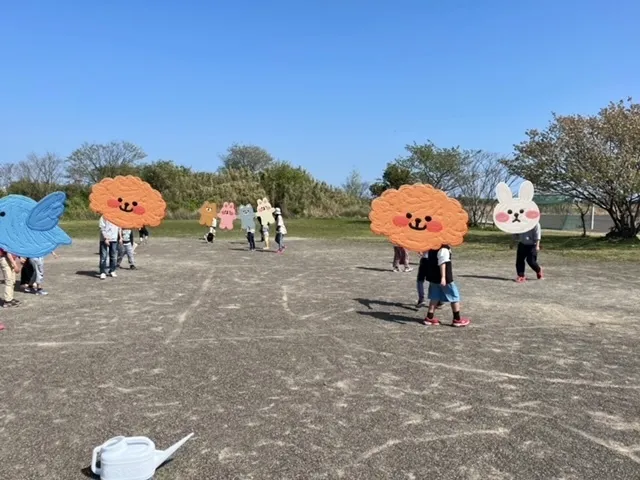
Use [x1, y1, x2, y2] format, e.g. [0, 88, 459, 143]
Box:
[89, 176, 167, 228]
[369, 184, 468, 251]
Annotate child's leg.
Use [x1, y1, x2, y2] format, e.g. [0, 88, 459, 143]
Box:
[423, 298, 441, 325]
[392, 247, 400, 269]
[126, 244, 135, 266]
[525, 247, 541, 274]
[0, 257, 15, 302]
[108, 243, 118, 273]
[99, 242, 108, 274]
[264, 235, 270, 249]
[116, 244, 125, 267]
[515, 243, 527, 278]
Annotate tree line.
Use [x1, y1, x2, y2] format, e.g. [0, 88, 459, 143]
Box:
[0, 143, 371, 219]
[2, 98, 638, 238]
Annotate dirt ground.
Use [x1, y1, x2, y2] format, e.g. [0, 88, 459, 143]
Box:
[1, 238, 639, 479]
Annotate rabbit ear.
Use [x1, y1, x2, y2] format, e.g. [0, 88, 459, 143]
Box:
[496, 183, 513, 203]
[518, 181, 535, 202]
[257, 199, 263, 205]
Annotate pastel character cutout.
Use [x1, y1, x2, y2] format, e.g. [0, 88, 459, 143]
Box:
[198, 201, 217, 226]
[218, 202, 237, 230]
[0, 192, 72, 258]
[369, 184, 469, 252]
[493, 180, 541, 234]
[239, 204, 256, 230]
[89, 175, 166, 228]
[256, 197, 275, 225]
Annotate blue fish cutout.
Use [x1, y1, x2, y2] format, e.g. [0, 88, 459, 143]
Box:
[0, 193, 72, 257]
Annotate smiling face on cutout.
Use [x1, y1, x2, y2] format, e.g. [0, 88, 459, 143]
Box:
[493, 181, 541, 234]
[369, 184, 469, 252]
[89, 176, 167, 228]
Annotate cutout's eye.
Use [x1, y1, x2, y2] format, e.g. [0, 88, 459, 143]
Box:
[0, 212, 5, 217]
[117, 198, 123, 203]
[519, 209, 524, 214]
[132, 202, 138, 207]
[425, 216, 432, 222]
[507, 209, 513, 214]
[406, 213, 412, 219]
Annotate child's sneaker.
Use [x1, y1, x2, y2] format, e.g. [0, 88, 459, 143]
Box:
[404, 267, 414, 273]
[35, 289, 48, 296]
[416, 299, 426, 307]
[516, 276, 526, 283]
[100, 273, 107, 280]
[537, 269, 544, 280]
[452, 318, 471, 327]
[423, 317, 440, 326]
[0, 323, 5, 330]
[130, 265, 137, 270]
[110, 271, 118, 278]
[392, 267, 400, 272]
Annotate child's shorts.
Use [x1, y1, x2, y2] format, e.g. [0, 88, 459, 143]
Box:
[428, 282, 461, 304]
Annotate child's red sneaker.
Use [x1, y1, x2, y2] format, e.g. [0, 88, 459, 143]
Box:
[452, 318, 470, 327]
[516, 276, 526, 283]
[423, 317, 440, 326]
[537, 269, 544, 280]
[0, 323, 4, 331]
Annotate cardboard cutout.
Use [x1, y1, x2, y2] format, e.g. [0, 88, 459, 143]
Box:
[239, 204, 256, 230]
[369, 184, 468, 252]
[198, 202, 217, 226]
[218, 202, 236, 230]
[493, 181, 540, 234]
[256, 197, 275, 225]
[90, 176, 166, 228]
[0, 192, 72, 257]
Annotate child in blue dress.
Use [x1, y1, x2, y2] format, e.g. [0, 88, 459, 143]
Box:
[422, 245, 470, 327]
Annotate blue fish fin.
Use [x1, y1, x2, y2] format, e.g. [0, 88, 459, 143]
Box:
[27, 192, 67, 231]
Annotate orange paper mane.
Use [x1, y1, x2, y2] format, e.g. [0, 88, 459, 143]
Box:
[89, 176, 166, 228]
[369, 184, 468, 251]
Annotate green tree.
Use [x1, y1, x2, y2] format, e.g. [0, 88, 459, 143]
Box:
[67, 141, 146, 184]
[506, 98, 640, 238]
[396, 141, 467, 194]
[220, 143, 274, 173]
[369, 163, 413, 197]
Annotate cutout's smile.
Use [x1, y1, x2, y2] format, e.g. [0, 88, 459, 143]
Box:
[409, 221, 428, 231]
[119, 205, 134, 213]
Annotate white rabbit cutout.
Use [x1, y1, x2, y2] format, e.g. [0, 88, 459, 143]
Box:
[493, 180, 541, 234]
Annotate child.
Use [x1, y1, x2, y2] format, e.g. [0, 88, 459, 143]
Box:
[205, 217, 217, 243]
[0, 248, 20, 308]
[274, 207, 287, 253]
[139, 226, 149, 244]
[512, 223, 543, 283]
[99, 215, 121, 279]
[246, 222, 256, 251]
[422, 245, 470, 327]
[392, 245, 413, 272]
[259, 217, 270, 250]
[117, 228, 137, 270]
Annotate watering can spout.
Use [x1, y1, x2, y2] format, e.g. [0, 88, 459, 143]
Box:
[154, 433, 194, 469]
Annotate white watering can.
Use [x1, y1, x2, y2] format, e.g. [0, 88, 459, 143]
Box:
[91, 433, 194, 480]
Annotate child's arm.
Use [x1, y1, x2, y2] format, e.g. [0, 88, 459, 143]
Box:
[440, 263, 447, 286]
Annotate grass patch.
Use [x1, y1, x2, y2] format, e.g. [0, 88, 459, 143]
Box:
[60, 218, 640, 262]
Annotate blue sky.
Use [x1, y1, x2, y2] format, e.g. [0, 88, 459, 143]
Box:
[1, 0, 638, 186]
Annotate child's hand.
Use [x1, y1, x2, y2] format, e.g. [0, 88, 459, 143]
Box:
[440, 279, 447, 287]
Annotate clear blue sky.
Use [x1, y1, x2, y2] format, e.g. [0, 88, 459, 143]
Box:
[1, 0, 638, 186]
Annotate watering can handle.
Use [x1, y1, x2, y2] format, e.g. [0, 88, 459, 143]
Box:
[91, 446, 102, 476]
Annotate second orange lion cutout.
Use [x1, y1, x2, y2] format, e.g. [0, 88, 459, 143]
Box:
[369, 184, 468, 252]
[90, 176, 167, 228]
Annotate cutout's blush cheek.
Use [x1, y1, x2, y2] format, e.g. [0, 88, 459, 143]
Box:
[525, 210, 540, 220]
[393, 216, 410, 227]
[495, 212, 510, 223]
[427, 220, 443, 232]
[107, 198, 120, 208]
[133, 205, 146, 215]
